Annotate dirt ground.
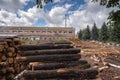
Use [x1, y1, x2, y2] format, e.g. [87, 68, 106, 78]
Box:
[78, 40, 120, 80]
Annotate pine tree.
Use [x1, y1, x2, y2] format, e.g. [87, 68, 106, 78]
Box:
[82, 25, 91, 40]
[78, 29, 83, 39]
[99, 22, 109, 42]
[91, 23, 99, 40]
[112, 23, 120, 43]
[107, 25, 113, 41]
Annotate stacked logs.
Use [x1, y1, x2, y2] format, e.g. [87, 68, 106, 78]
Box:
[0, 36, 22, 80]
[15, 42, 98, 80]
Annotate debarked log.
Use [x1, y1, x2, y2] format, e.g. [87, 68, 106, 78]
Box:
[28, 60, 88, 70]
[22, 69, 98, 79]
[19, 48, 81, 56]
[18, 44, 73, 51]
[16, 54, 81, 63]
[104, 58, 120, 65]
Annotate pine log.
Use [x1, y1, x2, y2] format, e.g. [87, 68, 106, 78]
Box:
[28, 60, 88, 70]
[0, 67, 15, 75]
[6, 47, 15, 53]
[0, 52, 2, 57]
[7, 58, 14, 64]
[0, 62, 9, 67]
[70, 63, 91, 69]
[19, 48, 80, 56]
[28, 63, 90, 70]
[16, 54, 81, 63]
[0, 42, 7, 45]
[22, 69, 98, 79]
[14, 40, 21, 45]
[0, 59, 2, 64]
[0, 45, 5, 51]
[1, 54, 7, 61]
[7, 52, 14, 57]
[6, 73, 15, 80]
[45, 42, 72, 44]
[18, 44, 73, 51]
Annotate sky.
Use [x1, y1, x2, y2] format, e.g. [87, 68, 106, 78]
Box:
[0, 0, 113, 31]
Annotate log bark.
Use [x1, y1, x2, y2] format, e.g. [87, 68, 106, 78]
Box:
[0, 67, 15, 75]
[28, 60, 88, 70]
[70, 63, 91, 69]
[22, 69, 98, 79]
[0, 62, 9, 67]
[6, 73, 15, 80]
[44, 42, 72, 44]
[18, 44, 73, 51]
[16, 54, 81, 63]
[19, 48, 80, 56]
[0, 42, 7, 45]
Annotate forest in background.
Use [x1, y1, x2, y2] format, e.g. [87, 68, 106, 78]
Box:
[78, 22, 120, 43]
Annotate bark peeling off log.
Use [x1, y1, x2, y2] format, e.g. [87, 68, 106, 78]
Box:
[16, 54, 81, 63]
[28, 60, 88, 70]
[22, 69, 98, 79]
[19, 48, 81, 56]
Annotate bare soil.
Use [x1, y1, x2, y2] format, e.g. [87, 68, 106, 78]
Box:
[78, 41, 120, 80]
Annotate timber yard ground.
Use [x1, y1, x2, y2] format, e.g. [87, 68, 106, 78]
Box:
[26, 39, 120, 80]
[71, 39, 120, 80]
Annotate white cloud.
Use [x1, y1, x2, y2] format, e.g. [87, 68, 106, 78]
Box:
[0, 0, 29, 12]
[54, 0, 61, 3]
[0, 5, 45, 26]
[0, 0, 114, 33]
[64, 4, 73, 9]
[44, 0, 113, 32]
[41, 6, 67, 26]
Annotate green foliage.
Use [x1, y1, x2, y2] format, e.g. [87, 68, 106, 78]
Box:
[36, 0, 52, 8]
[111, 23, 120, 43]
[99, 22, 109, 42]
[92, 0, 120, 43]
[108, 10, 120, 24]
[91, 23, 99, 40]
[92, 0, 120, 8]
[78, 30, 82, 39]
[107, 25, 113, 41]
[107, 10, 120, 43]
[81, 25, 91, 40]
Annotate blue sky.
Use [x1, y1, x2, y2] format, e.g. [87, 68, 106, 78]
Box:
[0, 0, 113, 31]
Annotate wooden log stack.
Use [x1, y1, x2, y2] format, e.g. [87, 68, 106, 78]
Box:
[0, 36, 22, 80]
[15, 41, 98, 80]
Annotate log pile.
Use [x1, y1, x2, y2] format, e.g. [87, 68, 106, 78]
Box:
[15, 41, 98, 80]
[0, 36, 22, 80]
